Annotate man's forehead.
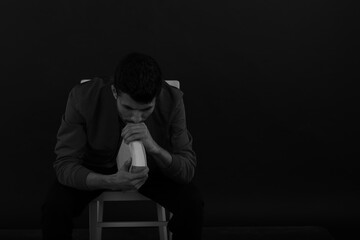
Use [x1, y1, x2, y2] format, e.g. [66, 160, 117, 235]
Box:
[119, 93, 155, 109]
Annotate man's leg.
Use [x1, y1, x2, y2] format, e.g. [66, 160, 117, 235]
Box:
[139, 178, 205, 240]
[41, 180, 103, 240]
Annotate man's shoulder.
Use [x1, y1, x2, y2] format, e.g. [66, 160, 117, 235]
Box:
[155, 82, 184, 119]
[70, 77, 111, 100]
[68, 77, 113, 119]
[159, 81, 183, 104]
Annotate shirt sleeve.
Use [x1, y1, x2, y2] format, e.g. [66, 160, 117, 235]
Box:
[160, 95, 197, 184]
[53, 86, 93, 190]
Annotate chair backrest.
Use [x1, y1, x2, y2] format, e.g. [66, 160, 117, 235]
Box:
[80, 79, 180, 89]
[165, 80, 180, 89]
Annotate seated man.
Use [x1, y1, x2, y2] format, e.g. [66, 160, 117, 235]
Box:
[41, 52, 204, 240]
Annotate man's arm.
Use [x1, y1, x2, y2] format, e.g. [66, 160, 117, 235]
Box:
[146, 141, 173, 168]
[54, 86, 93, 190]
[159, 96, 197, 183]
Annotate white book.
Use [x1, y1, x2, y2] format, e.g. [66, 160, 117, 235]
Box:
[116, 140, 147, 171]
[129, 141, 147, 167]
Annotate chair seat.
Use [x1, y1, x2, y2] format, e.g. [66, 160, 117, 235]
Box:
[96, 190, 151, 201]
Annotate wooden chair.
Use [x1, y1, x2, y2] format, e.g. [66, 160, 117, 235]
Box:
[87, 80, 180, 240]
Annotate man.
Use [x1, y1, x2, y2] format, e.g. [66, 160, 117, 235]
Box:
[41, 52, 204, 240]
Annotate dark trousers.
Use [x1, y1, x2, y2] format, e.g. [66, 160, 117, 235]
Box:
[41, 177, 204, 240]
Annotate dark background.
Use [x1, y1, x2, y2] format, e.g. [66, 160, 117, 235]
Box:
[1, 0, 359, 237]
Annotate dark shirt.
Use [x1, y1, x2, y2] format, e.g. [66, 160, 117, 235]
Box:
[54, 78, 196, 190]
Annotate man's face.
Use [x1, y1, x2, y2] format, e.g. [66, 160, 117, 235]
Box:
[111, 85, 155, 123]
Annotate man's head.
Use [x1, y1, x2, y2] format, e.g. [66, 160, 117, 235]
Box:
[111, 53, 163, 123]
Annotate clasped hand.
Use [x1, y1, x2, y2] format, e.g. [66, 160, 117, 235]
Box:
[121, 122, 159, 154]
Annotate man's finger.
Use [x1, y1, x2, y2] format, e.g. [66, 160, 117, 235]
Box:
[128, 168, 149, 180]
[120, 159, 132, 171]
[133, 178, 147, 189]
[134, 177, 148, 189]
[123, 133, 144, 144]
[122, 127, 143, 139]
[121, 123, 145, 137]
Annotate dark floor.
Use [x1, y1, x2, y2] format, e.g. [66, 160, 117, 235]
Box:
[0, 226, 339, 240]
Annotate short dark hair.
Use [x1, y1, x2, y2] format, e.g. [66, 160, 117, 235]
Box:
[114, 52, 163, 103]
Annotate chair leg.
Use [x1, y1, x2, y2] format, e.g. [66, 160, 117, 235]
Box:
[169, 212, 173, 240]
[97, 200, 104, 240]
[89, 200, 103, 240]
[89, 201, 97, 240]
[157, 204, 168, 240]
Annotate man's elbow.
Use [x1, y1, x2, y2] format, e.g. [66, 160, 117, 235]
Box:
[176, 166, 195, 184]
[54, 168, 69, 187]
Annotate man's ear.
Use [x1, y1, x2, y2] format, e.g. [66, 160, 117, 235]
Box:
[111, 85, 118, 99]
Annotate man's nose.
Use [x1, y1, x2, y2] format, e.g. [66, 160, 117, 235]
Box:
[130, 112, 143, 123]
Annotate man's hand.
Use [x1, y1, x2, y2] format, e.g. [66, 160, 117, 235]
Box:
[121, 122, 173, 169]
[107, 159, 149, 191]
[121, 123, 159, 154]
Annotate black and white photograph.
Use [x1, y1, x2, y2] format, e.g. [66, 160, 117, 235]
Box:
[1, 1, 359, 239]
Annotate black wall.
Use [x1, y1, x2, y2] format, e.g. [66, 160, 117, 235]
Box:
[1, 0, 359, 232]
